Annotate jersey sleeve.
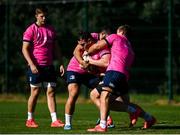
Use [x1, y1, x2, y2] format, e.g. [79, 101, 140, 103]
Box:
[23, 26, 33, 43]
[105, 34, 116, 48]
[91, 33, 99, 41]
[99, 48, 110, 58]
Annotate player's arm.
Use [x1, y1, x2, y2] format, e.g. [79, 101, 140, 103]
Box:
[87, 39, 107, 55]
[73, 44, 84, 64]
[73, 44, 89, 68]
[88, 53, 110, 68]
[22, 41, 38, 74]
[54, 40, 65, 76]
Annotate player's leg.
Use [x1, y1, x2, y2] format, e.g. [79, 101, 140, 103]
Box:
[90, 88, 115, 128]
[46, 85, 56, 116]
[43, 65, 64, 127]
[45, 83, 64, 127]
[96, 71, 142, 131]
[101, 71, 138, 114]
[85, 73, 114, 128]
[26, 67, 41, 128]
[88, 88, 112, 132]
[64, 71, 83, 130]
[100, 89, 111, 129]
[89, 75, 103, 109]
[64, 83, 80, 129]
[114, 94, 141, 126]
[90, 88, 100, 108]
[119, 93, 156, 128]
[132, 104, 156, 129]
[108, 71, 144, 127]
[124, 101, 156, 128]
[27, 86, 40, 117]
[26, 85, 40, 128]
[88, 71, 126, 132]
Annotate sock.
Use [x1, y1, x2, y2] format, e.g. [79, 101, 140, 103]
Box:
[28, 112, 33, 120]
[51, 112, 57, 122]
[107, 116, 110, 120]
[100, 120, 106, 129]
[127, 105, 136, 113]
[65, 114, 72, 126]
[144, 113, 152, 121]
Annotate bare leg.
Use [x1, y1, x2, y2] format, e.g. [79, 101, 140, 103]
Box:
[26, 86, 40, 128]
[90, 88, 100, 109]
[100, 90, 110, 122]
[64, 83, 80, 127]
[65, 83, 80, 115]
[46, 86, 64, 127]
[46, 86, 56, 113]
[28, 87, 40, 113]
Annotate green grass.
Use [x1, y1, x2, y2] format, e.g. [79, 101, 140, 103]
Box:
[0, 94, 180, 134]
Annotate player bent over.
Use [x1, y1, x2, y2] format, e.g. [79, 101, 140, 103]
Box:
[85, 25, 156, 132]
[64, 31, 114, 130]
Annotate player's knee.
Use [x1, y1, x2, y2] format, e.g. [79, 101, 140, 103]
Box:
[68, 87, 79, 98]
[90, 89, 100, 100]
[31, 87, 40, 97]
[47, 91, 55, 98]
[68, 92, 79, 102]
[46, 87, 55, 96]
[100, 91, 110, 100]
[90, 90, 94, 97]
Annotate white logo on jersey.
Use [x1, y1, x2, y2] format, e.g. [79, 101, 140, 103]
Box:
[43, 36, 47, 44]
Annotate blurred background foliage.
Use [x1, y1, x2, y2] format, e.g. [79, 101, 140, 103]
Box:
[0, 0, 180, 97]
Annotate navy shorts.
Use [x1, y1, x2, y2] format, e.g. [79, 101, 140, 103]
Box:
[27, 65, 57, 85]
[96, 70, 128, 96]
[66, 71, 100, 89]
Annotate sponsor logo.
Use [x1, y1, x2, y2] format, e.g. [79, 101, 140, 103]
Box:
[29, 77, 32, 82]
[70, 75, 75, 80]
[109, 82, 115, 88]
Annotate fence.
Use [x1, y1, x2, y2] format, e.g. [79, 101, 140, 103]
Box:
[1, 0, 179, 101]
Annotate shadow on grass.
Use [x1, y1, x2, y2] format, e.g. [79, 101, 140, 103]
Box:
[152, 125, 180, 129]
[151, 121, 180, 130]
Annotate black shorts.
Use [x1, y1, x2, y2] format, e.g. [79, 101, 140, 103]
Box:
[26, 65, 57, 85]
[66, 71, 100, 89]
[96, 70, 129, 96]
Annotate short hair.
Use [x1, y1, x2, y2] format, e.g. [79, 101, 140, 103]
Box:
[78, 31, 93, 42]
[117, 24, 132, 38]
[100, 27, 111, 35]
[35, 7, 48, 15]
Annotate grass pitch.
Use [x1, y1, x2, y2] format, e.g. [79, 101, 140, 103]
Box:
[0, 94, 180, 134]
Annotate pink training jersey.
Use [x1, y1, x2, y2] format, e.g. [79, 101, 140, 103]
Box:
[67, 47, 110, 75]
[67, 56, 86, 74]
[91, 33, 99, 41]
[23, 23, 56, 66]
[105, 34, 135, 80]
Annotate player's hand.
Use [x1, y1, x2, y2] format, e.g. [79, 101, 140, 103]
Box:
[82, 52, 90, 62]
[29, 64, 38, 74]
[59, 65, 65, 77]
[80, 60, 89, 69]
[83, 51, 88, 56]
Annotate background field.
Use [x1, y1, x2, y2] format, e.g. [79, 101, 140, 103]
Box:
[1, 0, 180, 97]
[1, 1, 180, 134]
[0, 94, 180, 134]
